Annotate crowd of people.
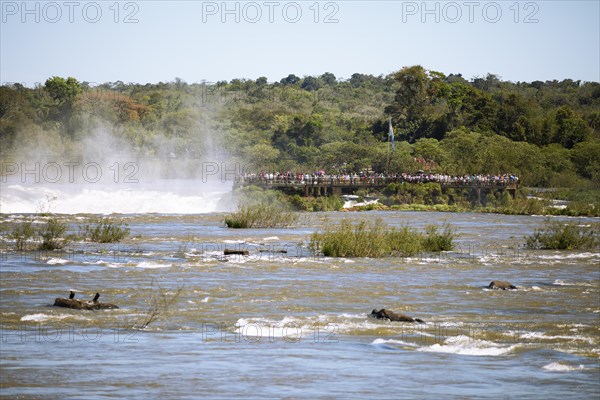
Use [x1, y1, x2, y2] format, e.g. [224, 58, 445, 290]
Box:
[236, 171, 519, 186]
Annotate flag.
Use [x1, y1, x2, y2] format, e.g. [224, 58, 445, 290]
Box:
[388, 118, 395, 153]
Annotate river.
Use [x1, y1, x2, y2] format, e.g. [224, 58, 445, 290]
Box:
[1, 211, 598, 399]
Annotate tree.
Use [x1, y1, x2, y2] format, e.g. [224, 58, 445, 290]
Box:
[552, 106, 589, 148]
[280, 74, 300, 85]
[413, 138, 448, 166]
[439, 129, 483, 175]
[349, 73, 370, 87]
[44, 76, 81, 106]
[43, 76, 82, 129]
[255, 76, 268, 86]
[571, 141, 600, 183]
[320, 72, 336, 85]
[247, 143, 281, 169]
[301, 76, 320, 91]
[384, 66, 439, 142]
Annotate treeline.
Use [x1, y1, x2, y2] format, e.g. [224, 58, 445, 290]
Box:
[0, 67, 598, 188]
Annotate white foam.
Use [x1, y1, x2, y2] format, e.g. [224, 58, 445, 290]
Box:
[263, 236, 279, 242]
[46, 257, 68, 265]
[556, 323, 588, 328]
[1, 180, 232, 214]
[20, 313, 89, 322]
[518, 331, 594, 344]
[135, 261, 173, 269]
[553, 279, 593, 287]
[371, 338, 418, 347]
[86, 260, 123, 268]
[337, 313, 365, 319]
[342, 199, 380, 208]
[417, 337, 518, 356]
[200, 297, 210, 303]
[542, 362, 585, 372]
[539, 253, 599, 260]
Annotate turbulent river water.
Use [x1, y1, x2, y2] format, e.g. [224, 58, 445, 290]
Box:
[1, 210, 599, 399]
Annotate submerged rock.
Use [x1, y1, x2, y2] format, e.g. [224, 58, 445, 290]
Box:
[369, 308, 424, 323]
[224, 249, 249, 256]
[487, 281, 517, 290]
[53, 292, 119, 310]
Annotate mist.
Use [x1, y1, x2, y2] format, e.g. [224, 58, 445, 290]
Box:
[0, 104, 237, 214]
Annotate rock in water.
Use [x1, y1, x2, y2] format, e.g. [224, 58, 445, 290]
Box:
[224, 249, 249, 256]
[53, 292, 118, 310]
[488, 281, 517, 290]
[369, 308, 424, 323]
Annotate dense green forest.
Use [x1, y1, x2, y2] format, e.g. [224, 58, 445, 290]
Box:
[1, 66, 599, 189]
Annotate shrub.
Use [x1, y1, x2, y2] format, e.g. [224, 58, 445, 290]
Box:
[422, 223, 456, 252]
[312, 196, 344, 212]
[83, 217, 130, 243]
[309, 218, 456, 257]
[9, 219, 36, 251]
[525, 220, 599, 250]
[354, 202, 387, 211]
[225, 204, 298, 228]
[311, 219, 403, 257]
[290, 195, 344, 211]
[387, 225, 424, 257]
[38, 217, 68, 250]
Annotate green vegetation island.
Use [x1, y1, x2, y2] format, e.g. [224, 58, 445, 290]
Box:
[1, 66, 598, 216]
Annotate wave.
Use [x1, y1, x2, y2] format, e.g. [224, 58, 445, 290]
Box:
[515, 331, 595, 344]
[1, 180, 232, 214]
[371, 338, 419, 348]
[86, 260, 125, 268]
[134, 261, 174, 269]
[46, 257, 69, 265]
[542, 362, 586, 372]
[417, 337, 519, 356]
[537, 253, 599, 260]
[20, 313, 90, 322]
[552, 279, 594, 287]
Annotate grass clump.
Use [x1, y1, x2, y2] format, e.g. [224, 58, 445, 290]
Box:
[422, 223, 456, 252]
[38, 217, 68, 250]
[525, 219, 599, 250]
[225, 204, 298, 228]
[309, 218, 456, 257]
[83, 217, 130, 243]
[290, 195, 344, 211]
[9, 218, 36, 251]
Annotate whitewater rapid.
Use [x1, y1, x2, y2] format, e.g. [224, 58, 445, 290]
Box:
[0, 179, 234, 214]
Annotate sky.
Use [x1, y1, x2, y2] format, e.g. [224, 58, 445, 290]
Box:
[1, 0, 599, 86]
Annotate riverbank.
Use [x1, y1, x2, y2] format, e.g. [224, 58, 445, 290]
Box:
[238, 185, 599, 217]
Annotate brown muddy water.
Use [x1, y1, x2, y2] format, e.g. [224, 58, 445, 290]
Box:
[1, 211, 599, 399]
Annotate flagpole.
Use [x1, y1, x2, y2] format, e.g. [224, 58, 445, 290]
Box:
[386, 118, 390, 175]
[387, 117, 393, 175]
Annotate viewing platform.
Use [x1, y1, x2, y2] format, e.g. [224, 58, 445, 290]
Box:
[234, 176, 519, 200]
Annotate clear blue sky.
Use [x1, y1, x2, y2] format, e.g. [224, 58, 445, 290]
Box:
[1, 0, 598, 86]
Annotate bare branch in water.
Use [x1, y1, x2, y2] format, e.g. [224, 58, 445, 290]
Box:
[134, 280, 184, 330]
